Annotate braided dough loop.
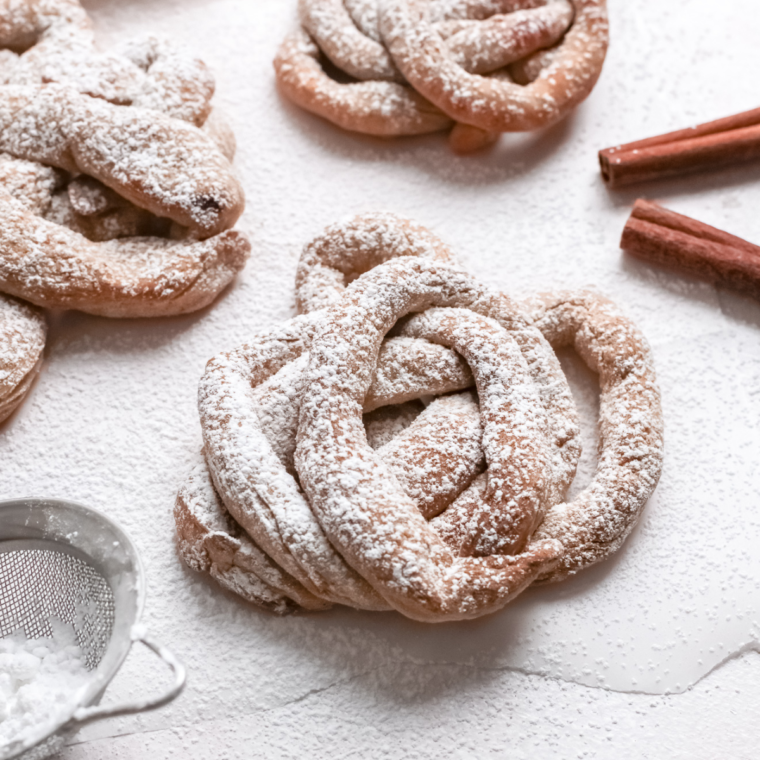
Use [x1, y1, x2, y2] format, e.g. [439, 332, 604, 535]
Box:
[523, 291, 664, 582]
[0, 1, 215, 126]
[435, 1, 574, 75]
[296, 212, 580, 508]
[276, 0, 593, 150]
[187, 215, 578, 615]
[0, 294, 46, 424]
[274, 30, 453, 138]
[299, 0, 402, 82]
[379, 0, 609, 133]
[200, 315, 390, 610]
[0, 85, 244, 238]
[188, 317, 479, 612]
[0, 189, 250, 318]
[296, 211, 460, 314]
[295, 257, 562, 621]
[175, 460, 332, 613]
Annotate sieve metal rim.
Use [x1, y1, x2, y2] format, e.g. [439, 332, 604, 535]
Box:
[0, 497, 185, 760]
[0, 538, 103, 563]
[0, 496, 145, 695]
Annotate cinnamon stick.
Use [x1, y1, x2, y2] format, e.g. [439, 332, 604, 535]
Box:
[599, 106, 760, 188]
[621, 199, 760, 300]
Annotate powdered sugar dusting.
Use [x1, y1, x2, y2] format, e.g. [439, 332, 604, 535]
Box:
[0, 186, 250, 317]
[299, 0, 401, 82]
[0, 293, 46, 423]
[0, 0, 214, 125]
[276, 0, 607, 144]
[0, 6, 250, 318]
[380, 0, 609, 132]
[0, 82, 243, 236]
[0, 619, 91, 750]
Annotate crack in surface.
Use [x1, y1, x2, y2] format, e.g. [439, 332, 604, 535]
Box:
[64, 644, 760, 750]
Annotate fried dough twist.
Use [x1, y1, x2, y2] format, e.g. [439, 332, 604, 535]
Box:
[275, 0, 606, 152]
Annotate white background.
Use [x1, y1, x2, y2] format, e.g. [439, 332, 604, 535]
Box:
[1, 0, 759, 757]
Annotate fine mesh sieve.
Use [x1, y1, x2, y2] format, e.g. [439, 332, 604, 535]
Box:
[0, 498, 186, 760]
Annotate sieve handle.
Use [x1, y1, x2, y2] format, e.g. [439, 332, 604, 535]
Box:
[72, 634, 186, 726]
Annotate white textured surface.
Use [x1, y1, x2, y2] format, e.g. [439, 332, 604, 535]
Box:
[0, 0, 758, 756]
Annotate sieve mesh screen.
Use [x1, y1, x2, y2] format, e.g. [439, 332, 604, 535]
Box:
[0, 549, 115, 670]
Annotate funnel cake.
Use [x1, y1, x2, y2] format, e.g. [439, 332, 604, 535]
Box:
[177, 215, 580, 616]
[177, 215, 663, 619]
[275, 0, 606, 152]
[177, 214, 654, 620]
[0, 91, 249, 317]
[0, 0, 247, 423]
[0, 1, 249, 318]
